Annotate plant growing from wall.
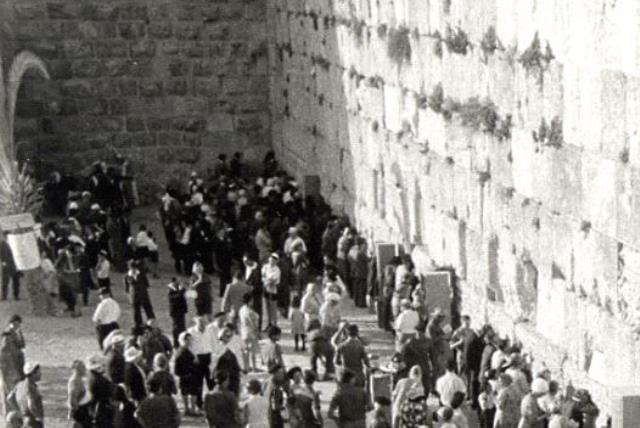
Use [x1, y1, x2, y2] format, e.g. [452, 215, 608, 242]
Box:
[351, 18, 366, 45]
[377, 24, 388, 38]
[444, 25, 472, 55]
[387, 26, 412, 65]
[441, 97, 461, 121]
[456, 97, 498, 133]
[309, 10, 319, 31]
[532, 116, 563, 149]
[429, 31, 444, 58]
[427, 83, 444, 113]
[620, 147, 630, 164]
[366, 75, 384, 89]
[311, 55, 331, 70]
[480, 26, 502, 63]
[519, 32, 554, 85]
[443, 0, 452, 14]
[494, 114, 513, 141]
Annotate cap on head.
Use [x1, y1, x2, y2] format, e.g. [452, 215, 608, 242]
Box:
[23, 361, 40, 376]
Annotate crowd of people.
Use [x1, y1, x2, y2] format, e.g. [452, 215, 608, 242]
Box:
[0, 150, 603, 428]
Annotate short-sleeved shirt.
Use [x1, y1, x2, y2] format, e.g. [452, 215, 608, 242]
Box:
[337, 339, 368, 372]
[329, 384, 368, 424]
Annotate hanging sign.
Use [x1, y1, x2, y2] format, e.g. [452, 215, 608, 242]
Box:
[0, 213, 40, 271]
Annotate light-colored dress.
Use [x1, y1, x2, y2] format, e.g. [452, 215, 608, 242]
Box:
[289, 308, 305, 336]
[244, 394, 269, 428]
[494, 385, 521, 428]
[518, 393, 545, 428]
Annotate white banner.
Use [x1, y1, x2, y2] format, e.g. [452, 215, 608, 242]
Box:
[7, 231, 40, 271]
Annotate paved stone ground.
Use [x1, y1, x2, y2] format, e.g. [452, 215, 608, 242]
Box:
[0, 208, 399, 427]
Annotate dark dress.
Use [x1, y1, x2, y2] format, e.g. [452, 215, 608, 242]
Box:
[192, 274, 213, 317]
[173, 346, 198, 395]
[88, 370, 115, 428]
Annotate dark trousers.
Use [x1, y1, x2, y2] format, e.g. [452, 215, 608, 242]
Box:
[252, 291, 263, 331]
[96, 322, 119, 350]
[195, 353, 212, 408]
[171, 314, 186, 348]
[479, 407, 496, 428]
[310, 339, 335, 376]
[133, 298, 155, 326]
[97, 278, 111, 294]
[1, 271, 20, 300]
[463, 368, 480, 408]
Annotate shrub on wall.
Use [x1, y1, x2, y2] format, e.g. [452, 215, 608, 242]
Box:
[427, 83, 444, 113]
[532, 116, 563, 148]
[351, 18, 367, 44]
[480, 26, 501, 62]
[387, 26, 412, 65]
[377, 24, 388, 38]
[444, 25, 471, 55]
[519, 32, 554, 84]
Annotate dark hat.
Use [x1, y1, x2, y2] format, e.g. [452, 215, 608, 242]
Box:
[268, 363, 283, 374]
[98, 287, 111, 296]
[286, 366, 302, 380]
[9, 314, 22, 324]
[374, 396, 391, 406]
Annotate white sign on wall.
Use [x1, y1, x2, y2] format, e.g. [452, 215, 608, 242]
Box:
[7, 231, 41, 271]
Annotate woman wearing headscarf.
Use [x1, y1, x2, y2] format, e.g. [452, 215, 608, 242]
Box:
[494, 373, 521, 428]
[518, 378, 549, 428]
[397, 382, 429, 428]
[392, 365, 423, 428]
[190, 262, 212, 319]
[319, 292, 342, 338]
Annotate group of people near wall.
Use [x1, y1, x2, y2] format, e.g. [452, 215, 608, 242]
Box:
[0, 150, 603, 428]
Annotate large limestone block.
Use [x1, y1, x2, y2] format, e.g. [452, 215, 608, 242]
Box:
[576, 66, 603, 153]
[487, 56, 516, 118]
[617, 243, 640, 324]
[495, 0, 517, 47]
[511, 128, 536, 197]
[596, 0, 639, 74]
[536, 145, 582, 220]
[488, 137, 513, 189]
[581, 154, 617, 237]
[600, 70, 628, 160]
[406, 0, 430, 35]
[383, 84, 402, 132]
[626, 77, 640, 168]
[615, 165, 640, 247]
[418, 108, 446, 152]
[452, 166, 470, 223]
[466, 174, 484, 233]
[378, 0, 396, 26]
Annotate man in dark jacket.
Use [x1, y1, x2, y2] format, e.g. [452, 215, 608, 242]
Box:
[400, 321, 433, 396]
[124, 347, 147, 404]
[0, 237, 20, 301]
[124, 260, 155, 326]
[104, 333, 126, 384]
[167, 278, 188, 347]
[460, 322, 484, 408]
[87, 354, 115, 428]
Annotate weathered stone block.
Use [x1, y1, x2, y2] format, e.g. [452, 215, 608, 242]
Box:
[139, 81, 163, 97]
[207, 114, 235, 132]
[60, 79, 93, 97]
[71, 59, 104, 78]
[126, 117, 146, 132]
[116, 4, 148, 21]
[46, 2, 79, 20]
[130, 40, 157, 58]
[118, 22, 146, 40]
[64, 41, 92, 59]
[173, 117, 205, 133]
[15, 3, 45, 20]
[79, 3, 118, 21]
[175, 23, 202, 40]
[76, 98, 108, 116]
[108, 99, 129, 115]
[166, 80, 188, 96]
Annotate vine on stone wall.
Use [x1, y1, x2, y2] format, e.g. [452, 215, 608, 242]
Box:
[387, 27, 412, 65]
[444, 25, 472, 55]
[519, 32, 554, 85]
[532, 116, 563, 149]
[377, 24, 388, 38]
[480, 26, 502, 63]
[457, 97, 498, 134]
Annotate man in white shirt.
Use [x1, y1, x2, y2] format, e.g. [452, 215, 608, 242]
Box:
[187, 316, 215, 398]
[435, 358, 467, 408]
[394, 299, 420, 351]
[92, 288, 121, 350]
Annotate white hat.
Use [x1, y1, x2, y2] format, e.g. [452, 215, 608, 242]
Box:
[103, 332, 125, 349]
[91, 203, 101, 210]
[124, 346, 143, 363]
[23, 361, 40, 376]
[68, 202, 79, 210]
[86, 354, 105, 371]
[531, 378, 549, 395]
[400, 298, 411, 308]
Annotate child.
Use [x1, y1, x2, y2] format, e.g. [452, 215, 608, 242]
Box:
[437, 406, 457, 428]
[242, 379, 269, 428]
[147, 231, 159, 278]
[478, 381, 496, 428]
[289, 295, 306, 351]
[238, 293, 260, 372]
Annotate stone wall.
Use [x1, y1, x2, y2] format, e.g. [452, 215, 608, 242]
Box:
[9, 0, 270, 197]
[267, 0, 640, 423]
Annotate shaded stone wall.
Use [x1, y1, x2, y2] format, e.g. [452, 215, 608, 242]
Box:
[267, 0, 640, 423]
[10, 0, 269, 197]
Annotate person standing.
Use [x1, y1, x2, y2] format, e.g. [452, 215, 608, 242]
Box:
[0, 235, 20, 301]
[255, 221, 273, 265]
[147, 353, 177, 396]
[67, 360, 92, 428]
[242, 379, 269, 428]
[243, 253, 263, 332]
[95, 250, 111, 293]
[190, 262, 213, 320]
[264, 364, 289, 428]
[135, 380, 181, 428]
[348, 238, 369, 308]
[394, 300, 420, 351]
[328, 369, 371, 428]
[167, 277, 188, 348]
[0, 315, 25, 420]
[435, 359, 466, 408]
[261, 253, 281, 328]
[335, 228, 353, 295]
[187, 316, 214, 409]
[124, 260, 155, 326]
[11, 362, 44, 428]
[238, 293, 260, 372]
[173, 332, 199, 416]
[92, 288, 121, 350]
[222, 270, 252, 322]
[494, 373, 521, 428]
[261, 325, 285, 372]
[124, 347, 147, 404]
[333, 323, 370, 387]
[104, 333, 126, 384]
[213, 227, 234, 298]
[204, 369, 241, 428]
[86, 355, 115, 428]
[399, 322, 432, 396]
